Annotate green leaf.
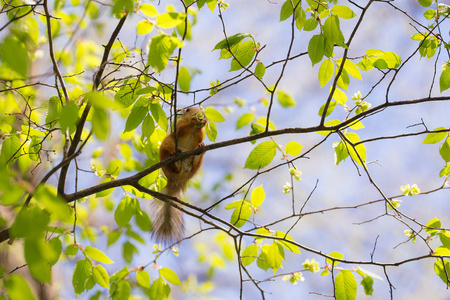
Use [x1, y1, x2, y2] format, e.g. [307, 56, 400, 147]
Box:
[115, 81, 141, 108]
[149, 277, 170, 300]
[59, 102, 79, 131]
[342, 59, 362, 80]
[93, 265, 110, 288]
[115, 197, 134, 227]
[295, 7, 307, 30]
[10, 206, 49, 239]
[142, 114, 156, 138]
[72, 259, 93, 296]
[136, 20, 154, 35]
[237, 113, 254, 129]
[318, 100, 336, 118]
[348, 119, 364, 130]
[242, 244, 258, 266]
[24, 239, 52, 282]
[228, 200, 252, 227]
[345, 132, 366, 166]
[308, 34, 325, 65]
[160, 267, 181, 285]
[112, 280, 131, 300]
[1, 36, 28, 77]
[323, 15, 343, 48]
[360, 276, 373, 295]
[440, 65, 450, 93]
[434, 259, 450, 284]
[425, 217, 441, 235]
[148, 34, 179, 73]
[123, 241, 138, 264]
[424, 8, 436, 20]
[335, 271, 357, 300]
[439, 163, 450, 177]
[274, 231, 301, 254]
[135, 210, 152, 231]
[206, 0, 216, 12]
[204, 107, 225, 122]
[331, 5, 356, 19]
[250, 185, 265, 207]
[156, 12, 186, 29]
[124, 99, 148, 133]
[303, 17, 319, 31]
[5, 274, 37, 300]
[65, 244, 79, 256]
[178, 67, 191, 92]
[326, 251, 344, 266]
[140, 3, 158, 16]
[84, 245, 114, 264]
[206, 121, 217, 142]
[136, 270, 151, 287]
[266, 242, 285, 272]
[0, 134, 21, 166]
[440, 137, 450, 162]
[256, 245, 270, 271]
[255, 62, 266, 78]
[423, 127, 447, 144]
[230, 40, 256, 71]
[280, 0, 294, 21]
[46, 96, 62, 128]
[277, 90, 296, 107]
[107, 230, 122, 247]
[48, 237, 62, 266]
[440, 230, 450, 248]
[244, 140, 277, 169]
[374, 51, 402, 69]
[319, 59, 335, 87]
[418, 0, 433, 7]
[438, 3, 450, 16]
[336, 68, 350, 90]
[150, 103, 169, 132]
[213, 33, 250, 50]
[331, 87, 347, 105]
[112, 0, 134, 18]
[334, 140, 349, 165]
[92, 107, 109, 140]
[434, 246, 450, 256]
[285, 141, 303, 156]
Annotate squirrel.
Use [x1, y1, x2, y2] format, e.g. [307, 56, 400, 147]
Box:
[152, 106, 207, 244]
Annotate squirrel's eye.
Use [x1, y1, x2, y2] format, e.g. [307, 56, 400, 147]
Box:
[185, 108, 190, 113]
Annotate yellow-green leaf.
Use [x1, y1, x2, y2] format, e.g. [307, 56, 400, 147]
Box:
[136, 20, 154, 35]
[159, 267, 181, 285]
[84, 246, 114, 264]
[285, 141, 303, 156]
[277, 90, 296, 107]
[140, 3, 158, 16]
[244, 141, 277, 169]
[250, 185, 265, 207]
[136, 270, 151, 287]
[156, 12, 186, 29]
[204, 107, 225, 122]
[319, 59, 335, 87]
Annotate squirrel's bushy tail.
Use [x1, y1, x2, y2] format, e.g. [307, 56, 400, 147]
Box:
[151, 184, 185, 245]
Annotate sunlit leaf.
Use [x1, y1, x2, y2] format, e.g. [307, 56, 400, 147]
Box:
[335, 271, 357, 300]
[160, 267, 181, 285]
[250, 185, 265, 207]
[84, 245, 114, 264]
[244, 141, 277, 169]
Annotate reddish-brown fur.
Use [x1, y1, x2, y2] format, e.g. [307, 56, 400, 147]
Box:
[152, 107, 207, 244]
